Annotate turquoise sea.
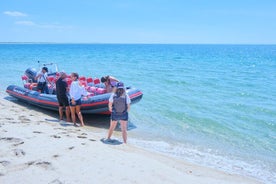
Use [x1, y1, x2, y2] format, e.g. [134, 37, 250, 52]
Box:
[0, 44, 275, 183]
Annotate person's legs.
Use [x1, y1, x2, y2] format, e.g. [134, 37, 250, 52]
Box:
[44, 84, 49, 94]
[76, 105, 84, 126]
[120, 120, 128, 143]
[65, 106, 71, 122]
[70, 106, 76, 125]
[58, 106, 63, 120]
[107, 120, 117, 139]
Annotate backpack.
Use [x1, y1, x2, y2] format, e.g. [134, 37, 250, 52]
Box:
[113, 95, 127, 113]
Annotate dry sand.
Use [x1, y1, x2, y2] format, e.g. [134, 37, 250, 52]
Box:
[0, 95, 262, 184]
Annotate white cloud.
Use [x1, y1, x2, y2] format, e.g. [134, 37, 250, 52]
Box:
[15, 21, 35, 26]
[3, 11, 27, 17]
[15, 20, 72, 30]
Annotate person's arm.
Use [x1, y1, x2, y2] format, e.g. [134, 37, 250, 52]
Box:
[35, 72, 42, 81]
[65, 82, 69, 92]
[109, 76, 119, 82]
[108, 93, 114, 112]
[69, 83, 75, 104]
[44, 73, 49, 83]
[108, 101, 113, 112]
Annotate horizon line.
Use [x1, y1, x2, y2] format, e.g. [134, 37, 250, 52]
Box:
[0, 42, 276, 45]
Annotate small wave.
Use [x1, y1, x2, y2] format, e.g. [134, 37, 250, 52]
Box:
[129, 138, 276, 184]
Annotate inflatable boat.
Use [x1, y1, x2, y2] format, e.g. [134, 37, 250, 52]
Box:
[6, 64, 143, 114]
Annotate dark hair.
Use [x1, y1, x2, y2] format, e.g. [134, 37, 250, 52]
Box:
[71, 72, 79, 80]
[42, 67, 48, 72]
[115, 88, 125, 97]
[101, 77, 107, 83]
[101, 75, 110, 83]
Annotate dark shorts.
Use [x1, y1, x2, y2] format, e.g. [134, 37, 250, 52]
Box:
[37, 82, 46, 91]
[70, 98, 82, 106]
[57, 96, 69, 107]
[111, 111, 128, 121]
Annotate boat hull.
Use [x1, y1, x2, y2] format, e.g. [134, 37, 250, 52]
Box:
[6, 85, 143, 114]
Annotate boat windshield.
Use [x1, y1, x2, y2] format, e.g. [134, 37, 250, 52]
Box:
[38, 61, 59, 75]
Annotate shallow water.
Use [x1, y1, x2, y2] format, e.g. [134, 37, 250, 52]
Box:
[0, 44, 275, 183]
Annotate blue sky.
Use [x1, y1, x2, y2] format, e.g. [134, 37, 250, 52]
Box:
[1, 0, 276, 44]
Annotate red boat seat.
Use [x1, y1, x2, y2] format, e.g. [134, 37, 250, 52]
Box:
[79, 76, 86, 81]
[56, 72, 60, 78]
[80, 80, 87, 87]
[47, 76, 55, 83]
[86, 77, 93, 83]
[93, 78, 100, 85]
[21, 75, 28, 81]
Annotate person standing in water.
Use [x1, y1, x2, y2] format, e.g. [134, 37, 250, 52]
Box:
[107, 82, 131, 143]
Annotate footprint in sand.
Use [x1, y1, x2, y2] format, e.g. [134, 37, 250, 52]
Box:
[26, 161, 36, 166]
[13, 141, 24, 147]
[0, 161, 9, 175]
[0, 137, 24, 146]
[5, 117, 14, 121]
[77, 136, 87, 139]
[33, 131, 43, 134]
[0, 160, 11, 167]
[35, 161, 52, 169]
[54, 127, 67, 131]
[13, 149, 26, 157]
[52, 155, 59, 158]
[26, 161, 52, 169]
[0, 137, 23, 144]
[19, 115, 31, 123]
[51, 135, 61, 139]
[49, 179, 64, 184]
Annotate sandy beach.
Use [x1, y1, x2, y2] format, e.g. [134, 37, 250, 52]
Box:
[0, 94, 262, 184]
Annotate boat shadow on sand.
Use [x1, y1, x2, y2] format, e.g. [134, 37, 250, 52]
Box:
[4, 96, 137, 131]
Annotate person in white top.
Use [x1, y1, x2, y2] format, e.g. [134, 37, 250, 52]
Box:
[69, 72, 87, 127]
[35, 67, 49, 94]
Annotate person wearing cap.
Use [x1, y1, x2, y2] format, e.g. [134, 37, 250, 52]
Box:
[56, 72, 71, 122]
[101, 75, 119, 93]
[35, 67, 49, 94]
[107, 82, 131, 143]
